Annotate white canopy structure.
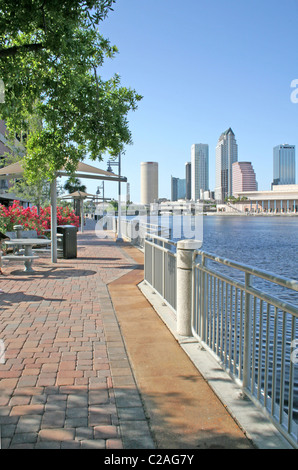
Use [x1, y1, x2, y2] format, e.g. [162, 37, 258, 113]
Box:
[0, 160, 126, 262]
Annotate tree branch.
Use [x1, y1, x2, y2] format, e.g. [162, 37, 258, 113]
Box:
[0, 43, 44, 58]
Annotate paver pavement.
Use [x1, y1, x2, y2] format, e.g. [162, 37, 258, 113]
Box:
[0, 220, 253, 449]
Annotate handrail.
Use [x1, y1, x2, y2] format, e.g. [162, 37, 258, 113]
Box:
[144, 232, 177, 247]
[198, 263, 298, 317]
[144, 238, 176, 256]
[195, 249, 298, 292]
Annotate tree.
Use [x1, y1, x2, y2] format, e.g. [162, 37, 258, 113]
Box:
[63, 177, 87, 216]
[64, 178, 87, 195]
[1, 141, 51, 212]
[109, 198, 118, 211]
[0, 1, 142, 183]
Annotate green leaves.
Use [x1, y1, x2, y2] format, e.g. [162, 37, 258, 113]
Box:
[0, 0, 142, 183]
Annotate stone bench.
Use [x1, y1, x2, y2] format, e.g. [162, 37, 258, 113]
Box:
[2, 253, 40, 272]
[5, 230, 50, 253]
[5, 229, 48, 240]
[2, 254, 39, 261]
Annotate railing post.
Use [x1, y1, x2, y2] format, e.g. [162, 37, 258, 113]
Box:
[162, 240, 165, 298]
[199, 253, 206, 341]
[152, 240, 155, 289]
[176, 240, 201, 336]
[243, 272, 252, 391]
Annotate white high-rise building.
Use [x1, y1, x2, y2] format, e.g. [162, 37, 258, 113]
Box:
[140, 162, 158, 205]
[273, 144, 296, 186]
[215, 128, 238, 201]
[191, 144, 209, 201]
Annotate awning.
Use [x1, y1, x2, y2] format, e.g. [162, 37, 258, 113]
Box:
[0, 160, 127, 182]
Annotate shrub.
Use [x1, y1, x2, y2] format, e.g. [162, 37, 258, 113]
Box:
[0, 200, 79, 234]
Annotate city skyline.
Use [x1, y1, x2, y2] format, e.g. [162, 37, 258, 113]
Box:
[166, 135, 297, 203]
[1, 1, 298, 204]
[79, 0, 298, 203]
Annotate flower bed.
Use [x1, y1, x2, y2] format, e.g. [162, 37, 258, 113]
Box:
[0, 200, 79, 235]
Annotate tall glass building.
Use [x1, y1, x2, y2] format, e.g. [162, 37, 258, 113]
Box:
[191, 144, 209, 201]
[273, 144, 296, 186]
[171, 176, 186, 201]
[215, 128, 238, 202]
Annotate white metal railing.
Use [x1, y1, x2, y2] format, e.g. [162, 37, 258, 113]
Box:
[144, 234, 177, 310]
[193, 250, 298, 448]
[143, 233, 298, 448]
[120, 218, 171, 248]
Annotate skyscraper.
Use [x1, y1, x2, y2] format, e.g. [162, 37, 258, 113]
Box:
[191, 144, 209, 201]
[185, 162, 191, 200]
[273, 144, 296, 186]
[140, 162, 158, 205]
[215, 128, 238, 202]
[232, 162, 258, 196]
[171, 176, 186, 201]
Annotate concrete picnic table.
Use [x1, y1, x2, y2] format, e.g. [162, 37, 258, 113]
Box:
[3, 238, 51, 272]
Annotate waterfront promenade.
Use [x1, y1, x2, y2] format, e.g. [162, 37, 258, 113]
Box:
[0, 220, 254, 449]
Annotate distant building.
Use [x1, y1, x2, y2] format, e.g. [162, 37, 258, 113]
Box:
[232, 162, 258, 196]
[185, 162, 191, 200]
[200, 189, 214, 200]
[171, 176, 186, 201]
[273, 144, 296, 186]
[191, 144, 209, 201]
[140, 162, 158, 205]
[234, 184, 298, 213]
[215, 128, 238, 201]
[0, 120, 9, 159]
[126, 182, 131, 203]
[0, 120, 31, 206]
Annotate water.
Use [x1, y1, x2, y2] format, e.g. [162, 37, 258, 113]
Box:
[201, 215, 298, 282]
[164, 214, 297, 305]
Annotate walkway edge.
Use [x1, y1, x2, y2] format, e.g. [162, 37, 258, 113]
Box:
[138, 280, 293, 450]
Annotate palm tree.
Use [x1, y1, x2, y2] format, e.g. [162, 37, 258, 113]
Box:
[64, 178, 86, 194]
[64, 178, 87, 217]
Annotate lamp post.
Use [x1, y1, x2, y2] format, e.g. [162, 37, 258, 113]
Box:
[95, 186, 100, 221]
[107, 153, 122, 241]
[96, 182, 105, 221]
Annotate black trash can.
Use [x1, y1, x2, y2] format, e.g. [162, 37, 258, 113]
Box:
[57, 225, 77, 259]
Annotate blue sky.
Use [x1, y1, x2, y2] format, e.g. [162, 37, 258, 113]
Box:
[79, 0, 298, 203]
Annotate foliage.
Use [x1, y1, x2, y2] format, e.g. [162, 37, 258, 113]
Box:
[64, 178, 87, 194]
[0, 200, 79, 234]
[1, 151, 65, 209]
[225, 196, 248, 203]
[0, 0, 142, 182]
[108, 198, 118, 211]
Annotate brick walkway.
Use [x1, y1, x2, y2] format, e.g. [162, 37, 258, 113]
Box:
[0, 220, 253, 449]
[0, 221, 153, 449]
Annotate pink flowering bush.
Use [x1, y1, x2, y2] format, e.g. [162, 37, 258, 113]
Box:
[0, 200, 79, 235]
